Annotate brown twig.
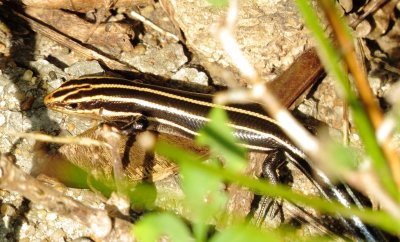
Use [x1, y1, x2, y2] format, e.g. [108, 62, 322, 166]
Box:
[13, 9, 136, 72]
[129, 10, 180, 42]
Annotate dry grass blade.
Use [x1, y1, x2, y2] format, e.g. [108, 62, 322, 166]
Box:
[318, 1, 400, 189]
[213, 0, 321, 161]
[129, 10, 180, 42]
[7, 131, 110, 148]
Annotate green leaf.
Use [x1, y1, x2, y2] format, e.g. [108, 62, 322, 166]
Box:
[210, 224, 280, 242]
[127, 182, 157, 210]
[197, 108, 247, 172]
[134, 213, 193, 242]
[206, 0, 229, 7]
[155, 140, 227, 241]
[323, 138, 360, 171]
[180, 158, 228, 241]
[156, 141, 400, 234]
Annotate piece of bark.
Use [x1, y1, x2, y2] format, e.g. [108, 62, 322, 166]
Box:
[223, 152, 266, 227]
[25, 7, 136, 54]
[22, 0, 153, 13]
[267, 48, 325, 109]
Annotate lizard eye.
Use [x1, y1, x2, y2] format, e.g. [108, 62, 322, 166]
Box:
[66, 103, 78, 110]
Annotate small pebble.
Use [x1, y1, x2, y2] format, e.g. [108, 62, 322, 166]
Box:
[171, 68, 208, 86]
[20, 93, 34, 111]
[19, 238, 30, 242]
[66, 123, 76, 132]
[46, 212, 58, 221]
[21, 70, 34, 82]
[0, 203, 17, 216]
[49, 71, 58, 80]
[0, 114, 6, 126]
[0, 42, 6, 54]
[64, 60, 104, 77]
[50, 229, 66, 241]
[132, 44, 147, 55]
[36, 209, 47, 219]
[355, 20, 372, 38]
[338, 0, 353, 12]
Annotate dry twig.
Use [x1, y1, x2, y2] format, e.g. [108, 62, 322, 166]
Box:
[213, 0, 320, 163]
[129, 10, 180, 42]
[13, 10, 136, 72]
[211, 0, 325, 224]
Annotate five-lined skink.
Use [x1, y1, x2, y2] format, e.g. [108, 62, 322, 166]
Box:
[44, 76, 381, 241]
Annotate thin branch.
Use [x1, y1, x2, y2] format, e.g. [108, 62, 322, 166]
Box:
[13, 9, 136, 72]
[212, 0, 259, 82]
[212, 0, 321, 163]
[6, 131, 111, 148]
[129, 10, 180, 42]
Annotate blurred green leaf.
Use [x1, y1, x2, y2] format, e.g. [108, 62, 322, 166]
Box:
[127, 182, 157, 210]
[180, 158, 228, 241]
[155, 137, 227, 241]
[134, 213, 193, 242]
[197, 108, 247, 172]
[206, 0, 229, 7]
[210, 223, 280, 242]
[156, 141, 400, 234]
[325, 140, 359, 170]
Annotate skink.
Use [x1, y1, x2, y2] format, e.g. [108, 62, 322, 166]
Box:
[44, 76, 380, 241]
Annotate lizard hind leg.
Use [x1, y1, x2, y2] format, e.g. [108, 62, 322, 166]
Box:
[250, 150, 291, 226]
